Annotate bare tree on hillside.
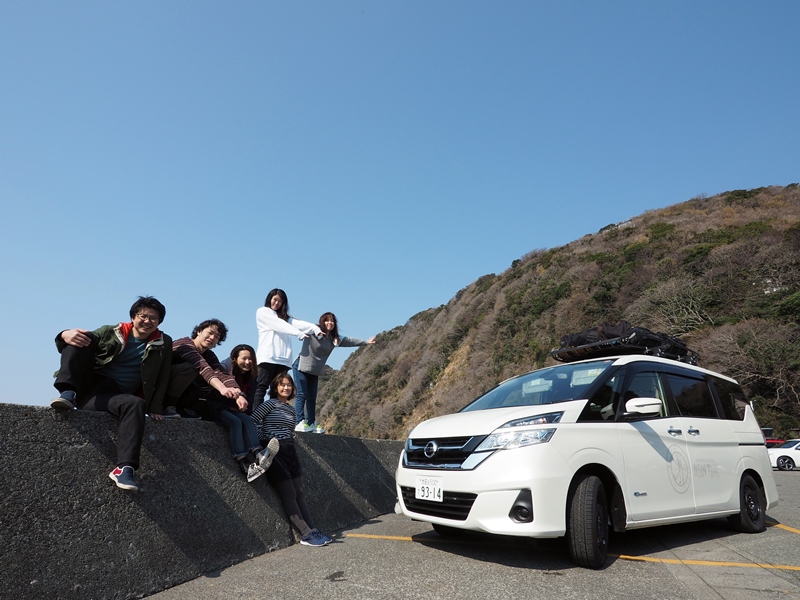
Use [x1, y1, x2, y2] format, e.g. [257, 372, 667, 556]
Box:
[697, 320, 800, 413]
[624, 276, 713, 335]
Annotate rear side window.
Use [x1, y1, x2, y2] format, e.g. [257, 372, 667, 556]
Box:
[666, 374, 718, 418]
[712, 377, 748, 421]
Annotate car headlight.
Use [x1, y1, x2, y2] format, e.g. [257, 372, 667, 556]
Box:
[474, 412, 563, 451]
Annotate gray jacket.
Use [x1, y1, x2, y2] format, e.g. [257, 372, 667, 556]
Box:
[296, 334, 369, 376]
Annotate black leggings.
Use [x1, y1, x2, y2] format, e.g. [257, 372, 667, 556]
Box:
[272, 477, 315, 536]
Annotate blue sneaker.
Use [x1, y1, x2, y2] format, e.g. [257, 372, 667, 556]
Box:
[300, 529, 332, 548]
[51, 391, 77, 410]
[300, 530, 330, 547]
[316, 530, 332, 545]
[109, 466, 139, 491]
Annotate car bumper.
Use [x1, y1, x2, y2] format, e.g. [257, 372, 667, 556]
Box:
[395, 444, 571, 538]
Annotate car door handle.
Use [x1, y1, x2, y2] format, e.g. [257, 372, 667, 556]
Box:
[687, 427, 700, 436]
[668, 427, 683, 436]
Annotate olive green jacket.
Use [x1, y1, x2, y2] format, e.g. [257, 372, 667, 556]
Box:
[55, 322, 173, 415]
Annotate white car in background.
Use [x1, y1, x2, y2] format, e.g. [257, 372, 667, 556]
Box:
[395, 355, 779, 569]
[768, 439, 800, 471]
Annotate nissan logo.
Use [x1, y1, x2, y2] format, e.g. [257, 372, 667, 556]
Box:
[424, 441, 439, 458]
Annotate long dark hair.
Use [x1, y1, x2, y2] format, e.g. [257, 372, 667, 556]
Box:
[319, 312, 340, 345]
[264, 288, 290, 321]
[229, 344, 258, 381]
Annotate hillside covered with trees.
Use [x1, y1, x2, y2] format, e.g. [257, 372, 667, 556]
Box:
[319, 185, 800, 440]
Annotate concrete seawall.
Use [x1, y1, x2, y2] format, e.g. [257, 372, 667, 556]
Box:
[0, 404, 403, 600]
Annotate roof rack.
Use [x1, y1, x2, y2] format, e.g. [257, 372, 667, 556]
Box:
[551, 329, 699, 365]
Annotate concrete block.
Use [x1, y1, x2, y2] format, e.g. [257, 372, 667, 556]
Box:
[0, 404, 402, 600]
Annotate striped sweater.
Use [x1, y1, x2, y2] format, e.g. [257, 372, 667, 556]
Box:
[251, 398, 295, 441]
[171, 337, 237, 389]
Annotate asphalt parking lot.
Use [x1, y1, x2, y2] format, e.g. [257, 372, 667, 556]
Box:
[151, 471, 800, 600]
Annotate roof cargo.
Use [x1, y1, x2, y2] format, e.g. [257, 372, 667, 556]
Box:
[551, 321, 699, 364]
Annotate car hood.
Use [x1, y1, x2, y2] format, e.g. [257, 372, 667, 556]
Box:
[407, 399, 588, 439]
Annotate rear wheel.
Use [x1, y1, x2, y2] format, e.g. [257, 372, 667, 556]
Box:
[567, 475, 609, 569]
[777, 456, 795, 471]
[727, 474, 766, 533]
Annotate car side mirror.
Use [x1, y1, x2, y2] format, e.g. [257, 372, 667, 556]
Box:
[624, 397, 663, 417]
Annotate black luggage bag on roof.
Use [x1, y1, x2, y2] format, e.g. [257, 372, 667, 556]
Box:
[552, 320, 699, 365]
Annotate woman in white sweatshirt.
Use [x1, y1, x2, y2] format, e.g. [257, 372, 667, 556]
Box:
[254, 288, 321, 412]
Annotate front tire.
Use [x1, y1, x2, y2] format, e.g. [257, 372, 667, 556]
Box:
[567, 475, 609, 569]
[727, 474, 766, 533]
[777, 456, 795, 471]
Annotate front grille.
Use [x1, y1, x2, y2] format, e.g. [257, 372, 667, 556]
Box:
[403, 435, 487, 469]
[400, 486, 476, 521]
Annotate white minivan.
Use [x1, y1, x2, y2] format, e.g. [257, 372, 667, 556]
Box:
[395, 354, 778, 568]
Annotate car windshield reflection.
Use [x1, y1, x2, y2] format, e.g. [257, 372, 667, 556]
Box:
[460, 360, 614, 412]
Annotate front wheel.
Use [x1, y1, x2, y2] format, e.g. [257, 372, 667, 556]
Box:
[567, 475, 609, 569]
[727, 474, 766, 533]
[777, 456, 795, 471]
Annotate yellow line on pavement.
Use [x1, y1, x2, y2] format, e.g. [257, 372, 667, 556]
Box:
[347, 533, 800, 571]
[612, 554, 800, 572]
[768, 521, 800, 535]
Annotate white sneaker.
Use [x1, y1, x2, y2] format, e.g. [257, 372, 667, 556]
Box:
[246, 462, 265, 483]
[294, 420, 308, 432]
[256, 438, 280, 470]
[310, 423, 325, 434]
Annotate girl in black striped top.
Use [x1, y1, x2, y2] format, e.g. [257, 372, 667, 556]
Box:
[251, 372, 332, 547]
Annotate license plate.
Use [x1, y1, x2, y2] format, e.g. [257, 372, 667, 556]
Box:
[415, 476, 443, 502]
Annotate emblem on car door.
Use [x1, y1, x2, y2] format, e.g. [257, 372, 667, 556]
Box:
[424, 441, 439, 458]
[667, 445, 691, 493]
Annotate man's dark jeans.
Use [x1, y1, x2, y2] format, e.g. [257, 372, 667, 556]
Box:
[54, 335, 146, 469]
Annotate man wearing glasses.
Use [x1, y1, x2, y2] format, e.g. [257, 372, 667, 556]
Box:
[51, 296, 173, 491]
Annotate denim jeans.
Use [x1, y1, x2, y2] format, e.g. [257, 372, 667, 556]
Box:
[292, 359, 319, 425]
[216, 409, 261, 458]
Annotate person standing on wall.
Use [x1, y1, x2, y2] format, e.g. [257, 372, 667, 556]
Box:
[253, 289, 321, 412]
[50, 296, 172, 492]
[293, 312, 375, 433]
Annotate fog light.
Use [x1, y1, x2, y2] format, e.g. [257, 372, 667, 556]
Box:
[509, 489, 533, 523]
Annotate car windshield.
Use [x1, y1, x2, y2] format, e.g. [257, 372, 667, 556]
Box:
[460, 360, 614, 412]
[778, 440, 800, 449]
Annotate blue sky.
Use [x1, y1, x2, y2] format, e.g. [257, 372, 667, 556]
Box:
[1, 1, 797, 407]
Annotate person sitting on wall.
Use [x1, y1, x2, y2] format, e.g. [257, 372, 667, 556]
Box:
[220, 344, 259, 414]
[251, 372, 333, 547]
[170, 319, 278, 482]
[51, 296, 173, 492]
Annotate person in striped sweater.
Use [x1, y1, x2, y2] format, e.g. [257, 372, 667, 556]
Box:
[251, 372, 332, 547]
